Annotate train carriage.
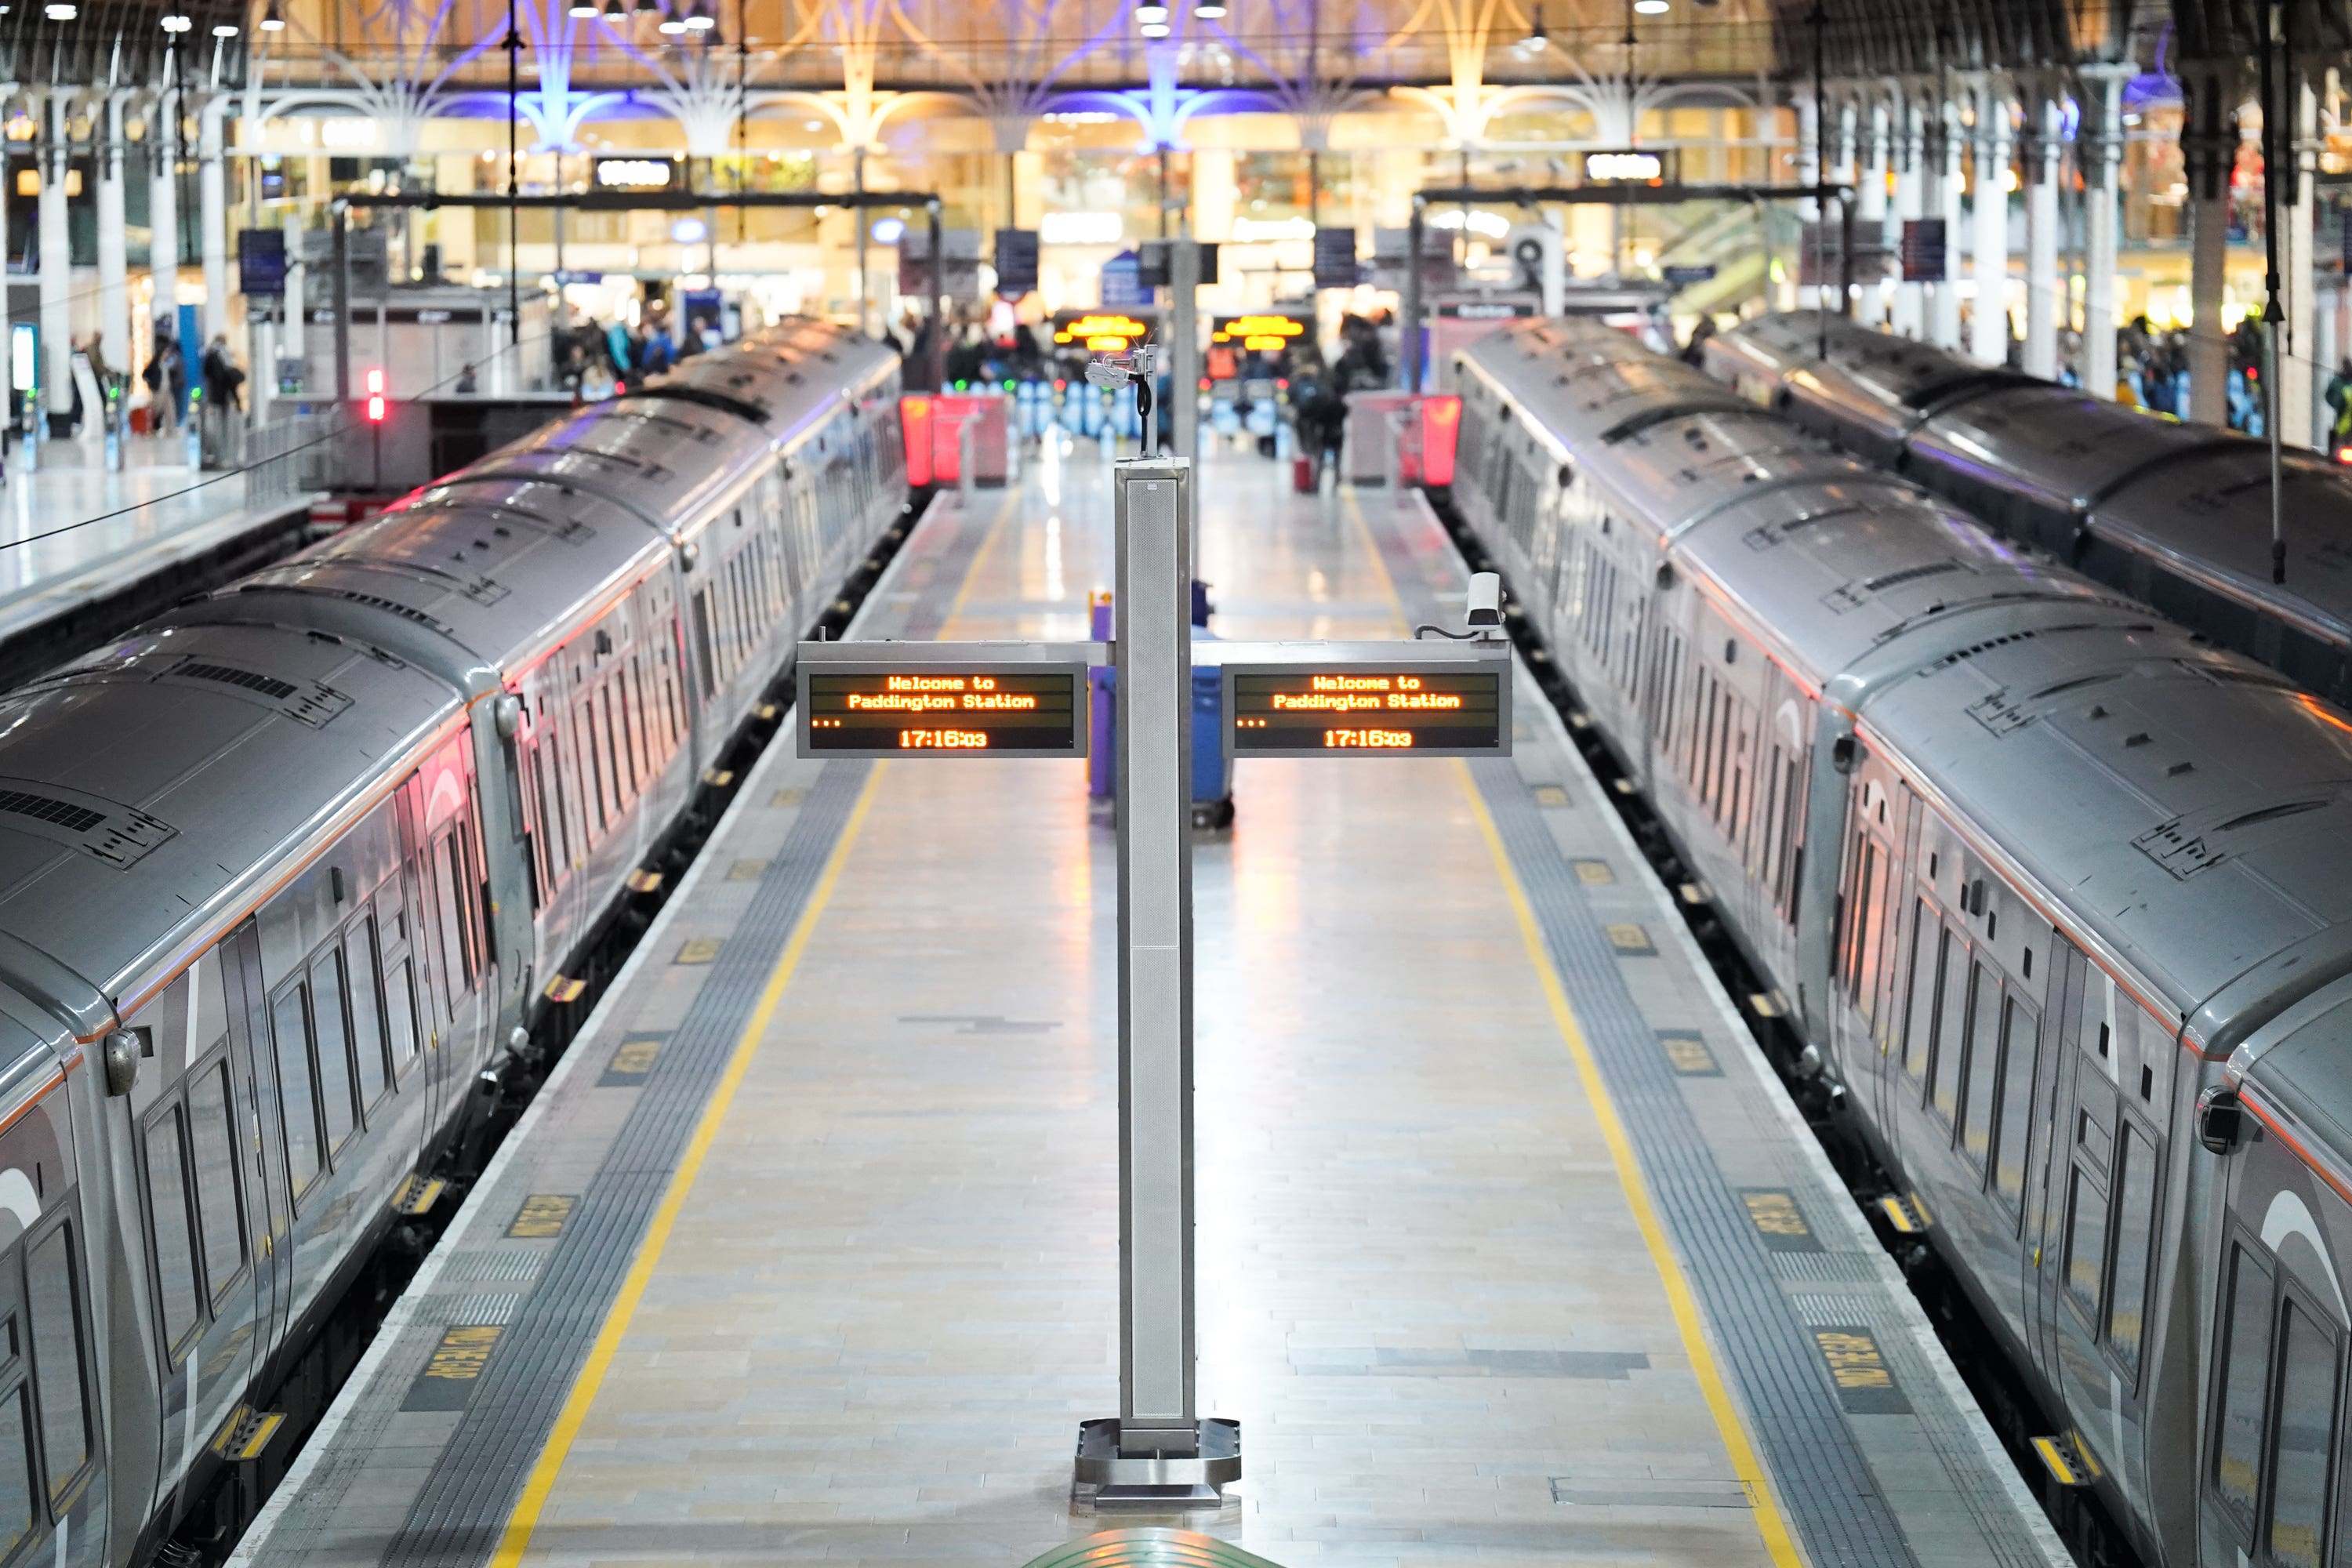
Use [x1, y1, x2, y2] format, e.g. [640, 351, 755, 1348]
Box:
[1453, 315, 2352, 1568]
[0, 319, 906, 1568]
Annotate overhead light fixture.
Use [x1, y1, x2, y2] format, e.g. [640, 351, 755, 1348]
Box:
[160, 10, 191, 27]
[1522, 0, 1547, 46]
[683, 4, 715, 30]
[1135, 2, 1168, 20]
[260, 0, 282, 29]
[601, 0, 625, 16]
[656, 6, 686, 31]
[212, 20, 238, 34]
[42, 1, 71, 16]
[1195, 0, 1226, 14]
[1140, 20, 1170, 36]
[569, 0, 597, 14]
[1631, 0, 1668, 11]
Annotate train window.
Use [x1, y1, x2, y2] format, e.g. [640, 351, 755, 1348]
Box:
[1901, 899, 1939, 1082]
[1929, 924, 1969, 1122]
[2267, 1298, 2339, 1568]
[0, 1388, 31, 1558]
[347, 922, 390, 1112]
[311, 952, 358, 1152]
[385, 952, 420, 1067]
[187, 1060, 246, 1300]
[25, 1223, 88, 1500]
[270, 982, 322, 1194]
[1991, 996, 2038, 1214]
[578, 698, 608, 833]
[434, 835, 473, 993]
[142, 1105, 201, 1356]
[691, 590, 717, 699]
[2215, 1243, 2278, 1528]
[2105, 1120, 2158, 1377]
[2062, 1163, 2108, 1324]
[1958, 962, 1997, 1171]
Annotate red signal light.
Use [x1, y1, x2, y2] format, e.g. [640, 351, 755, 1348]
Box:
[365, 368, 386, 423]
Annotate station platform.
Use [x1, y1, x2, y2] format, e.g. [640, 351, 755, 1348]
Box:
[234, 440, 2069, 1568]
[0, 433, 318, 684]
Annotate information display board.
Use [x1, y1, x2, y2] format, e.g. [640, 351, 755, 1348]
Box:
[797, 661, 1088, 757]
[1221, 655, 1510, 757]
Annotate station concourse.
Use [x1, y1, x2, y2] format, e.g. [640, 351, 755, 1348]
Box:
[230, 441, 2063, 1568]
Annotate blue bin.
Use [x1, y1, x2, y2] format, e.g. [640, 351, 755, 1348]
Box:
[1191, 661, 1232, 825]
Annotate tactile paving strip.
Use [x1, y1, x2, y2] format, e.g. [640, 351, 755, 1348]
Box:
[1356, 500, 1923, 1568]
[379, 495, 1000, 1568]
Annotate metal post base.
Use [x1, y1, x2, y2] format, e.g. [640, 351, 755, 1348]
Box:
[1073, 1417, 1241, 1508]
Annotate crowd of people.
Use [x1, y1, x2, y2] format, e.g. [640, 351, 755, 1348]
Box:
[551, 307, 724, 403]
[52, 324, 244, 447]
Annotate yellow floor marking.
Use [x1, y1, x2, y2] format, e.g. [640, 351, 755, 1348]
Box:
[487, 762, 885, 1568]
[1459, 761, 1806, 1568]
[1341, 488, 1413, 637]
[939, 483, 1020, 637]
[1346, 483, 1803, 1566]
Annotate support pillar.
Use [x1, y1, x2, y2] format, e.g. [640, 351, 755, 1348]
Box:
[97, 95, 130, 401]
[2082, 65, 2128, 401]
[1169, 239, 1199, 462]
[1893, 90, 1925, 338]
[2022, 90, 2061, 379]
[150, 90, 180, 342]
[1857, 96, 1889, 326]
[1971, 80, 2013, 366]
[1794, 95, 1820, 309]
[2182, 63, 2236, 428]
[1830, 99, 1859, 316]
[1934, 93, 1965, 347]
[38, 95, 71, 435]
[200, 96, 230, 352]
[2281, 72, 2319, 447]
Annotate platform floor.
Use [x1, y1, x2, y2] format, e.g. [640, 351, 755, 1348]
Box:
[236, 441, 2069, 1568]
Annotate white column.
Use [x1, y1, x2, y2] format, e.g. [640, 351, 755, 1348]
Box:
[1857, 96, 1889, 326]
[200, 96, 230, 351]
[1971, 81, 2013, 365]
[97, 94, 130, 402]
[38, 96, 71, 430]
[149, 89, 180, 339]
[1893, 92, 1925, 337]
[2082, 66, 2127, 401]
[2281, 73, 2318, 447]
[1934, 94, 1965, 347]
[2022, 91, 2061, 379]
[2183, 64, 2234, 427]
[1795, 94, 1820, 309]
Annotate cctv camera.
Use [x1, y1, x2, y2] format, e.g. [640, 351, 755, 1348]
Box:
[1465, 572, 1503, 630]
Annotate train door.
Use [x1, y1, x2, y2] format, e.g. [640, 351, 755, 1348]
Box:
[216, 923, 289, 1370]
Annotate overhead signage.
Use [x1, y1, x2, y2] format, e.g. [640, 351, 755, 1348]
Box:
[1099, 249, 1148, 308]
[1435, 299, 1535, 320]
[1583, 149, 1669, 183]
[995, 227, 1040, 296]
[238, 228, 287, 298]
[1221, 647, 1511, 757]
[1312, 226, 1361, 290]
[1661, 263, 1718, 289]
[1138, 240, 1220, 289]
[1900, 218, 1948, 281]
[1053, 311, 1154, 351]
[797, 659, 1088, 758]
[593, 158, 681, 191]
[1211, 314, 1308, 351]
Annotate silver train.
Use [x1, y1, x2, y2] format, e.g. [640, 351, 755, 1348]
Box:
[1702, 310, 2352, 709]
[1454, 318, 2352, 1568]
[0, 321, 905, 1567]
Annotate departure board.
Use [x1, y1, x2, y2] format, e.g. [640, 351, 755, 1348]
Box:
[798, 663, 1088, 757]
[1225, 663, 1510, 757]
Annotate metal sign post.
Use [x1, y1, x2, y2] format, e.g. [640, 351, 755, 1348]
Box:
[1071, 456, 1240, 1504]
[1169, 243, 1200, 463]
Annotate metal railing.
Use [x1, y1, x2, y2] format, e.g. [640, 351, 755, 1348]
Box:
[241, 408, 342, 504]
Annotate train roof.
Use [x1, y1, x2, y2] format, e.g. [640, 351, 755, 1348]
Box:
[1723, 311, 2038, 417]
[225, 470, 672, 678]
[0, 619, 460, 1032]
[1857, 613, 2352, 1051]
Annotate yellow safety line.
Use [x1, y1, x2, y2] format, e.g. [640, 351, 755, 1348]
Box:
[487, 761, 886, 1568]
[939, 482, 1020, 636]
[1340, 488, 1412, 638]
[1348, 484, 1803, 1565]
